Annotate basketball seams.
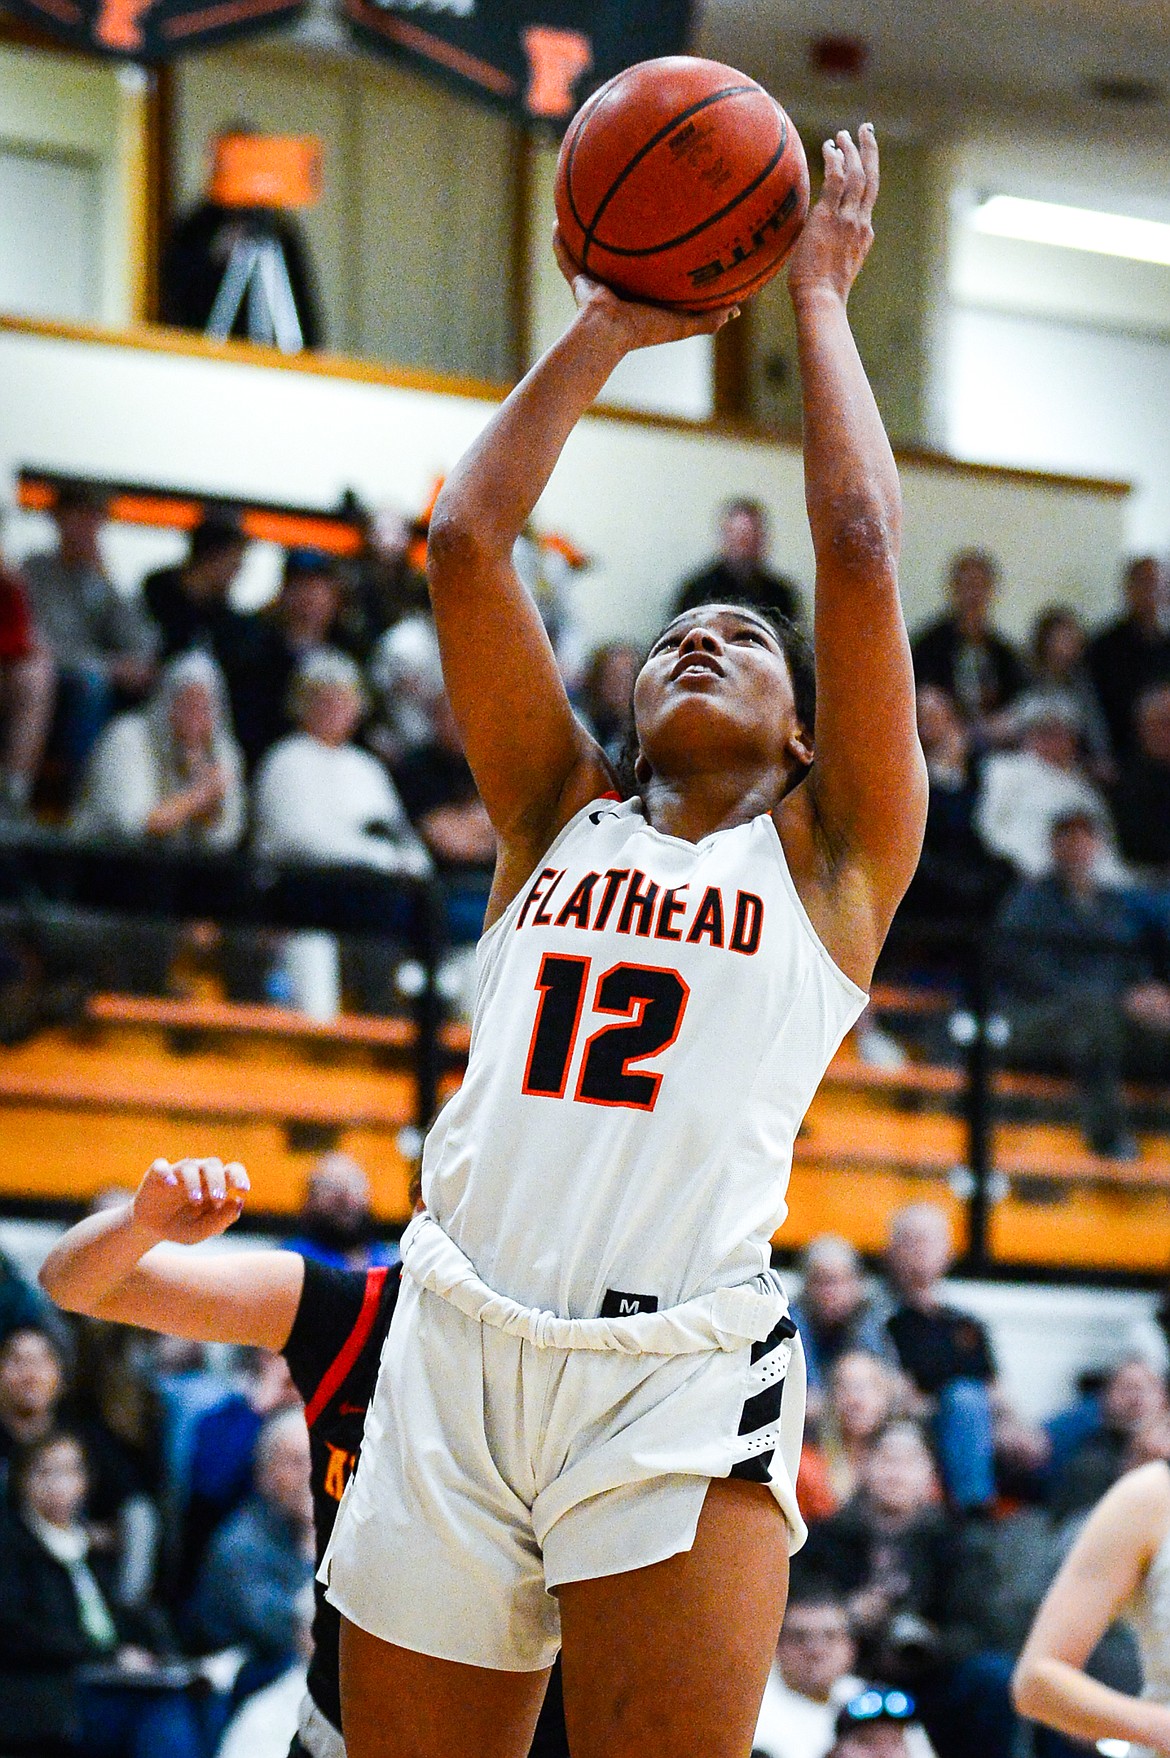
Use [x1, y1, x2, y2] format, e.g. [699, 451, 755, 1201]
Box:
[575, 83, 759, 268]
[587, 118, 788, 260]
[560, 82, 614, 243]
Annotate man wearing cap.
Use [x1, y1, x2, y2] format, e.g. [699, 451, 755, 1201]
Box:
[237, 548, 348, 769]
[828, 1689, 922, 1758]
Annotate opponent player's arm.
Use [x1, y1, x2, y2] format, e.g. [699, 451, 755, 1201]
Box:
[427, 252, 737, 917]
[39, 1158, 304, 1352]
[1012, 1465, 1170, 1754]
[785, 127, 927, 970]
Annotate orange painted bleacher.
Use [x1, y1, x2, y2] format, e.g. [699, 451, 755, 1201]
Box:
[0, 991, 1167, 1268]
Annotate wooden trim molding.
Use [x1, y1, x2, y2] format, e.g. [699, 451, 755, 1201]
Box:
[0, 310, 1133, 498]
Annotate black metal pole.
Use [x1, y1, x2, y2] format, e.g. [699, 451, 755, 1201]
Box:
[962, 930, 994, 1270]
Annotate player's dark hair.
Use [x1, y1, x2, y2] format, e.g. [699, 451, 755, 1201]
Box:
[613, 601, 816, 800]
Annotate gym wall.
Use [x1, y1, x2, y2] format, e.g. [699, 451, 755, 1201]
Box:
[0, 318, 1128, 650]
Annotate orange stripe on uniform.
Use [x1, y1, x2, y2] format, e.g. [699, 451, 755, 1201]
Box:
[304, 1265, 389, 1429]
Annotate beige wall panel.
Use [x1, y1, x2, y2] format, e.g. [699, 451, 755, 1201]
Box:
[0, 46, 142, 325]
[353, 63, 517, 382]
[748, 138, 943, 448]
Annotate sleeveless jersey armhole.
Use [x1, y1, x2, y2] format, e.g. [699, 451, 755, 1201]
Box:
[763, 816, 869, 1008]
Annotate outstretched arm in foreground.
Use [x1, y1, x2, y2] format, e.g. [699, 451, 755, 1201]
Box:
[39, 1157, 303, 1351]
[427, 249, 738, 926]
[1013, 1463, 1170, 1754]
[778, 126, 928, 987]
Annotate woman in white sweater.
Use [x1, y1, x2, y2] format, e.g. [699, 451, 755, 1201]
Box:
[252, 651, 429, 1016]
[253, 650, 429, 877]
[72, 650, 245, 851]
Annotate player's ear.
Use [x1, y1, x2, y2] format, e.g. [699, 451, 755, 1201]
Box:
[786, 722, 814, 773]
[633, 750, 653, 787]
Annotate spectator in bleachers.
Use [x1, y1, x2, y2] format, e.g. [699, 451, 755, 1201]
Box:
[0, 1429, 203, 1758]
[187, 1407, 315, 1683]
[903, 685, 1010, 928]
[20, 486, 156, 787]
[801, 1351, 903, 1522]
[1047, 1356, 1169, 1521]
[878, 1205, 997, 1513]
[995, 606, 1112, 774]
[577, 640, 641, 768]
[0, 1327, 153, 1603]
[141, 515, 253, 677]
[752, 1585, 932, 1758]
[1087, 555, 1170, 761]
[253, 651, 428, 1015]
[1112, 682, 1170, 876]
[911, 551, 1026, 732]
[830, 1694, 927, 1758]
[0, 561, 54, 817]
[179, 1350, 299, 1601]
[0, 1245, 63, 1351]
[341, 504, 429, 661]
[993, 810, 1170, 1159]
[673, 498, 803, 624]
[71, 651, 245, 853]
[287, 1152, 397, 1274]
[800, 1419, 1018, 1758]
[974, 697, 1125, 882]
[216, 1582, 314, 1758]
[392, 689, 495, 871]
[367, 610, 445, 766]
[792, 1237, 899, 1397]
[254, 651, 428, 877]
[235, 548, 347, 770]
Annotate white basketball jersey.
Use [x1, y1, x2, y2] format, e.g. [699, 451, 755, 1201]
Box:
[421, 796, 867, 1318]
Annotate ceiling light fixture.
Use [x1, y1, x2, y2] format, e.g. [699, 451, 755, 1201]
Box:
[972, 194, 1170, 266]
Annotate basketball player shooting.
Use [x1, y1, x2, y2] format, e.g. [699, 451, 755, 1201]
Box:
[324, 125, 927, 1758]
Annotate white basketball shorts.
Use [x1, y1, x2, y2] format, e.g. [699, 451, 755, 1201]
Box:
[321, 1214, 807, 1672]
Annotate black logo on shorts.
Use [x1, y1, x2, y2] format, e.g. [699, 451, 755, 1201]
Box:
[601, 1289, 659, 1317]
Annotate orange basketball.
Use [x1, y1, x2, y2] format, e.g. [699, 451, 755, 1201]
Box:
[554, 56, 809, 312]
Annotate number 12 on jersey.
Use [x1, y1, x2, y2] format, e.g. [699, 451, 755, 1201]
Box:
[521, 952, 690, 1113]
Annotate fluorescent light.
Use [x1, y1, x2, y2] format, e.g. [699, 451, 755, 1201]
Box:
[972, 194, 1170, 266]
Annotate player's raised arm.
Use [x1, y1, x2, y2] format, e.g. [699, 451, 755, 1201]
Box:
[426, 249, 737, 918]
[39, 1157, 304, 1351]
[781, 125, 927, 972]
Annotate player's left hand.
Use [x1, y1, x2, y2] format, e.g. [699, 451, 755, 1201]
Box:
[553, 227, 739, 351]
[786, 124, 878, 305]
[131, 1156, 250, 1245]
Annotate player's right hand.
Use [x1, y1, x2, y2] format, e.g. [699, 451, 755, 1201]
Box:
[552, 227, 739, 351]
[131, 1157, 250, 1245]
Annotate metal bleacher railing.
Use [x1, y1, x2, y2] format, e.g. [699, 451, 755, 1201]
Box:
[0, 830, 1167, 1267]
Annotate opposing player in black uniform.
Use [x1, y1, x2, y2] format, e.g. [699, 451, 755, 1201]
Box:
[38, 1157, 572, 1758]
[38, 1156, 397, 1758]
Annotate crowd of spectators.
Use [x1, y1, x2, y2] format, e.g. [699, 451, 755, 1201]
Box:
[0, 491, 1168, 1097]
[756, 1200, 1170, 1758]
[903, 544, 1170, 1156]
[0, 1180, 1167, 1757]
